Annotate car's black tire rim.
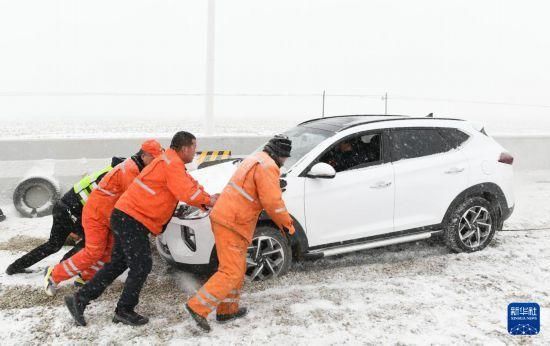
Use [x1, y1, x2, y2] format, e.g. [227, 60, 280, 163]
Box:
[458, 206, 493, 248]
[246, 236, 285, 281]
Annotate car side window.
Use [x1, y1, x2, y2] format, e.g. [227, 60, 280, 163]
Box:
[390, 128, 451, 161]
[438, 128, 470, 149]
[319, 132, 383, 173]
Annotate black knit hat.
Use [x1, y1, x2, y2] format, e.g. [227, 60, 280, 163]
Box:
[264, 134, 292, 158]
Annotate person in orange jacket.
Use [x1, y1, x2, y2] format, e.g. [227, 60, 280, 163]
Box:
[185, 134, 295, 332]
[44, 140, 163, 296]
[64, 131, 218, 327]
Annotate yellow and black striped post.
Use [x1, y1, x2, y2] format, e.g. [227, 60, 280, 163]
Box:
[195, 150, 231, 165]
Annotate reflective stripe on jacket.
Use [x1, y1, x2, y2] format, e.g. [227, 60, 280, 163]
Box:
[73, 166, 113, 205]
[210, 151, 293, 242]
[84, 158, 141, 223]
[115, 148, 211, 235]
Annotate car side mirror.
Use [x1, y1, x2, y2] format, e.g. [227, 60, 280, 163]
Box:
[306, 162, 336, 179]
[279, 178, 288, 191]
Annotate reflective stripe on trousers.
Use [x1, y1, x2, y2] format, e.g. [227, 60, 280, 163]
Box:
[62, 261, 75, 277]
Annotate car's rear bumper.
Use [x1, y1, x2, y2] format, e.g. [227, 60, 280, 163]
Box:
[503, 204, 514, 221]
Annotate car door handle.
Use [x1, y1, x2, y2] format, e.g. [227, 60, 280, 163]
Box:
[444, 167, 465, 174]
[370, 181, 392, 189]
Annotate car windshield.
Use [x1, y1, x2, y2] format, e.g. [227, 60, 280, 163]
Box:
[254, 125, 334, 171]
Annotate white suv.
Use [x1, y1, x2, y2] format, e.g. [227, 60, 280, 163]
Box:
[157, 115, 515, 281]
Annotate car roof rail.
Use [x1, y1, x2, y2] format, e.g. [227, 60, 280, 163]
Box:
[339, 117, 466, 131]
[298, 114, 409, 126]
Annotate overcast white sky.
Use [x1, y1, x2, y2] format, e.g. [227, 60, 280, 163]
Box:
[0, 1, 549, 130]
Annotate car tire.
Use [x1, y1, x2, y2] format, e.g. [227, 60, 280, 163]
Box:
[246, 225, 292, 281]
[443, 196, 499, 253]
[13, 177, 61, 218]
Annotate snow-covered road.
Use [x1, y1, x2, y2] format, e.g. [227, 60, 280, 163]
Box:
[0, 171, 549, 345]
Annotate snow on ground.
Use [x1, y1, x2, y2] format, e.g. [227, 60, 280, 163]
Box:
[0, 171, 549, 345]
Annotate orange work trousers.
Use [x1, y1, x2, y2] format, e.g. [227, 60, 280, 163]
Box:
[51, 212, 114, 283]
[187, 222, 249, 317]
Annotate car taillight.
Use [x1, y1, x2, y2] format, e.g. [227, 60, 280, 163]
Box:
[498, 152, 514, 165]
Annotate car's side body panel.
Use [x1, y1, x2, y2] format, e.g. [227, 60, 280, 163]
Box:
[279, 174, 307, 242]
[304, 162, 395, 246]
[300, 128, 395, 246]
[388, 125, 471, 232]
[391, 149, 470, 232]
[456, 123, 515, 210]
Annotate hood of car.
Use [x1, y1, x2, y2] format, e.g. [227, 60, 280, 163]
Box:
[188, 160, 239, 194]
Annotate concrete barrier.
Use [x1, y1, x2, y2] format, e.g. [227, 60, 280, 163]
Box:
[0, 134, 546, 167]
[0, 135, 268, 204]
[492, 135, 550, 171]
[0, 135, 270, 161]
[0, 134, 547, 204]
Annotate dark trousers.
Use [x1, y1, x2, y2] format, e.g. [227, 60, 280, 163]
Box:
[77, 209, 152, 311]
[9, 202, 84, 270]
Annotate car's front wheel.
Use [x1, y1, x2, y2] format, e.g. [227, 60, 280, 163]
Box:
[444, 196, 499, 253]
[246, 225, 292, 281]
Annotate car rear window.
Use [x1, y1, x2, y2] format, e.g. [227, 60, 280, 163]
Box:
[390, 128, 451, 161]
[437, 128, 470, 149]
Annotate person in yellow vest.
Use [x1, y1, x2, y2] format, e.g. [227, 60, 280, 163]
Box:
[5, 158, 123, 275]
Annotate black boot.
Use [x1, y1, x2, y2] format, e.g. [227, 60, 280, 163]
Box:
[185, 303, 211, 332]
[64, 294, 88, 327]
[216, 307, 248, 323]
[5, 263, 29, 275]
[113, 308, 149, 326]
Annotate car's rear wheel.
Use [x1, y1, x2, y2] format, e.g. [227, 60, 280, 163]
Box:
[246, 225, 292, 281]
[444, 196, 499, 252]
